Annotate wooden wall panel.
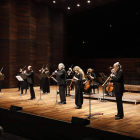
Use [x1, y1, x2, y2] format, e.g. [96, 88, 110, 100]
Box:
[29, 0, 37, 84]
[0, 0, 10, 88]
[0, 0, 66, 87]
[53, 11, 65, 70]
[37, 3, 53, 73]
[9, 0, 18, 87]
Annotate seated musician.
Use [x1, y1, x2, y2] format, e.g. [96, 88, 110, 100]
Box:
[67, 68, 74, 90]
[105, 68, 115, 97]
[84, 68, 97, 94]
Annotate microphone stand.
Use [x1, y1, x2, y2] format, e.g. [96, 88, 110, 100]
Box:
[51, 77, 63, 110]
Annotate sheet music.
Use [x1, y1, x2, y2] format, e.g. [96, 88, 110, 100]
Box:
[15, 76, 24, 81]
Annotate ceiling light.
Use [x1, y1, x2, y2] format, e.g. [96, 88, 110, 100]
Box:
[87, 0, 90, 3]
[77, 4, 80, 7]
[68, 7, 70, 9]
[53, 1, 56, 3]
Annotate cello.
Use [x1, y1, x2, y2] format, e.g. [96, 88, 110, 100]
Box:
[105, 68, 116, 94]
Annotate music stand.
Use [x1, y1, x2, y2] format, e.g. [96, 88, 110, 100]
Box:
[0, 74, 4, 98]
[51, 76, 63, 109]
[84, 75, 97, 120]
[16, 75, 25, 100]
[98, 77, 108, 102]
[35, 73, 49, 105]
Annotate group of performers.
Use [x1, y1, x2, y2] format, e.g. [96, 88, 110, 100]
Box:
[13, 61, 125, 120]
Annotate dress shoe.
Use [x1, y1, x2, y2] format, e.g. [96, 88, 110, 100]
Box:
[58, 101, 66, 104]
[28, 98, 33, 100]
[115, 116, 123, 120]
[75, 105, 82, 109]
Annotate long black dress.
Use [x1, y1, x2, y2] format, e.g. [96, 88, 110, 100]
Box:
[75, 73, 83, 107]
[42, 70, 50, 93]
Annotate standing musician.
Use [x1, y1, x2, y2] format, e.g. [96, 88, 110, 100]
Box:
[72, 66, 85, 109]
[24, 66, 36, 100]
[67, 67, 74, 90]
[110, 62, 124, 120]
[20, 72, 28, 95]
[43, 66, 50, 94]
[39, 67, 44, 90]
[53, 63, 66, 104]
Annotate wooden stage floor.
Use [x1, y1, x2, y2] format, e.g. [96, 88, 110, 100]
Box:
[1, 85, 140, 139]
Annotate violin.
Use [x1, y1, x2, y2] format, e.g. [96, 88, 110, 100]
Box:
[49, 69, 58, 78]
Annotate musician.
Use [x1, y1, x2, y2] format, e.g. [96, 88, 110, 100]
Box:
[18, 68, 22, 91]
[84, 68, 96, 94]
[105, 68, 115, 97]
[73, 66, 84, 109]
[67, 68, 74, 90]
[39, 68, 44, 90]
[53, 63, 66, 104]
[20, 76, 28, 95]
[110, 62, 124, 120]
[24, 66, 36, 100]
[43, 66, 50, 94]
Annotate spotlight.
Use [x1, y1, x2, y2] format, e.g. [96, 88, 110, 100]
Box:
[77, 4, 80, 7]
[110, 25, 112, 27]
[53, 1, 56, 3]
[87, 0, 90, 3]
[68, 7, 70, 9]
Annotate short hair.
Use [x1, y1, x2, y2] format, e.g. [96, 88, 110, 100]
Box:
[58, 63, 65, 69]
[28, 66, 32, 69]
[114, 62, 120, 67]
[87, 68, 92, 72]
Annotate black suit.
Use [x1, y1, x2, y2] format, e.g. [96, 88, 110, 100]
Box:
[25, 70, 35, 99]
[56, 69, 66, 103]
[111, 68, 124, 118]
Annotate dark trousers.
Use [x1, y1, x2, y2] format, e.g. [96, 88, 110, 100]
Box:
[29, 84, 35, 99]
[59, 85, 66, 103]
[21, 88, 27, 94]
[18, 81, 21, 90]
[115, 93, 124, 118]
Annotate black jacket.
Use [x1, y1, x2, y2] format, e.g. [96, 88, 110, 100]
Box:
[111, 69, 124, 95]
[56, 69, 66, 86]
[25, 70, 34, 85]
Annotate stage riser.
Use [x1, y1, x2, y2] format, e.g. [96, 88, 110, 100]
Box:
[0, 108, 138, 140]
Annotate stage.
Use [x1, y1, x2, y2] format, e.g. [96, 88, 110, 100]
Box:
[0, 85, 140, 140]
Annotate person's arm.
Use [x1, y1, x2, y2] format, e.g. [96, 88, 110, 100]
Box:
[111, 70, 123, 82]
